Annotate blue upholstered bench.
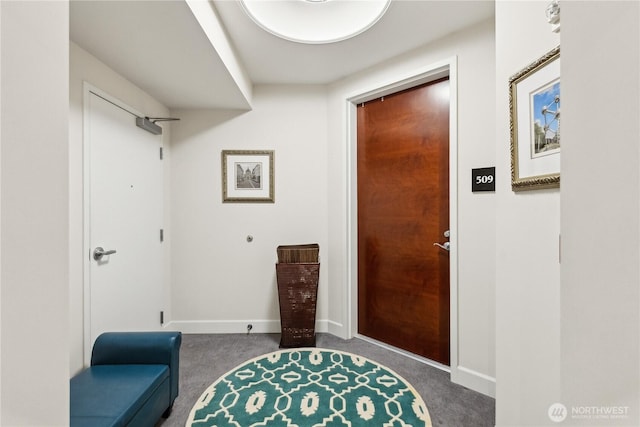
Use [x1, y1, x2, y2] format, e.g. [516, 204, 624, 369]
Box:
[70, 331, 182, 427]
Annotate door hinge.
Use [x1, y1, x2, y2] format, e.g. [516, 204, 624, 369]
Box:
[160, 229, 164, 242]
[160, 147, 163, 160]
[160, 310, 164, 325]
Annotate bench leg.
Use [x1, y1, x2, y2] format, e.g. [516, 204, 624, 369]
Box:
[162, 404, 173, 419]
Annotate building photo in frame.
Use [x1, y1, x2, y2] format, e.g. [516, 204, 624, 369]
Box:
[222, 150, 274, 203]
[510, 46, 560, 191]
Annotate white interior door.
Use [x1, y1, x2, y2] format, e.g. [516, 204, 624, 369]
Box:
[84, 87, 164, 359]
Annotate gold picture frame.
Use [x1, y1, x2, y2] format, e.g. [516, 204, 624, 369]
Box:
[510, 46, 560, 191]
[222, 150, 275, 203]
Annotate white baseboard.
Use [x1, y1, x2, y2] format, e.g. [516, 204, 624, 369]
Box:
[163, 319, 332, 335]
[326, 320, 345, 338]
[163, 319, 495, 398]
[356, 334, 495, 398]
[451, 365, 496, 398]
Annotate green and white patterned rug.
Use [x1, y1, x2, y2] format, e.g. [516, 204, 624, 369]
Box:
[187, 348, 432, 426]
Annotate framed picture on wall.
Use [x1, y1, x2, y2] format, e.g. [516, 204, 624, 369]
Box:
[509, 46, 560, 191]
[222, 150, 275, 203]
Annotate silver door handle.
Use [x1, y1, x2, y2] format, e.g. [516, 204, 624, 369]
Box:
[93, 246, 117, 261]
[433, 242, 450, 251]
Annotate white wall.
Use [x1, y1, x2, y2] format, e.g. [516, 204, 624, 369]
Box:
[327, 18, 496, 396]
[561, 1, 639, 425]
[495, 1, 561, 425]
[164, 20, 499, 399]
[1, 1, 69, 424]
[69, 42, 172, 374]
[1, 4, 3, 420]
[168, 85, 329, 334]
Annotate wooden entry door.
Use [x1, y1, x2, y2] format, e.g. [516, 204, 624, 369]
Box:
[357, 78, 450, 365]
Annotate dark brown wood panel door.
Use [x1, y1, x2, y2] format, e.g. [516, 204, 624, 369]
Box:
[357, 78, 450, 365]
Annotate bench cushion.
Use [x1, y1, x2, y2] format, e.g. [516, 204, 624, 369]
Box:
[70, 364, 169, 427]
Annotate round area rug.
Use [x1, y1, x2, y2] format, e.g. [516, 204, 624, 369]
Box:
[187, 348, 432, 426]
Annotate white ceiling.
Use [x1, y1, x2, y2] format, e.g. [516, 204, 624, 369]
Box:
[70, 0, 494, 110]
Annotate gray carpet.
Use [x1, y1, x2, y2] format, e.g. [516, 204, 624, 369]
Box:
[156, 333, 495, 427]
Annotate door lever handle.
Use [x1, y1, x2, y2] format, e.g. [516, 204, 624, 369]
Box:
[93, 246, 117, 261]
[433, 242, 450, 251]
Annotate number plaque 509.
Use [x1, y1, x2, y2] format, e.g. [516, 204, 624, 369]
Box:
[472, 167, 496, 192]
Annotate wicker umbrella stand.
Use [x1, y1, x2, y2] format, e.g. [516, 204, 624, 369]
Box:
[276, 244, 320, 348]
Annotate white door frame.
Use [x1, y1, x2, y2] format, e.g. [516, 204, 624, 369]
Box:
[344, 57, 459, 375]
[81, 82, 161, 364]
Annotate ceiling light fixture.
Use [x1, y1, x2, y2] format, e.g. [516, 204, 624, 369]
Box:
[239, 0, 391, 44]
